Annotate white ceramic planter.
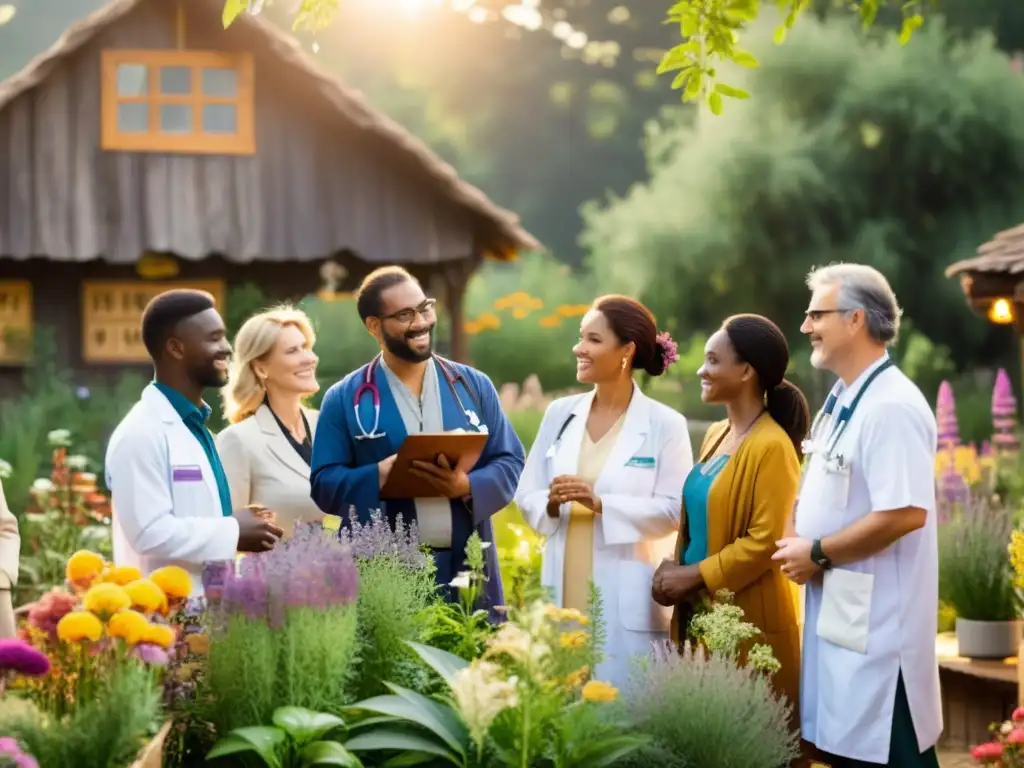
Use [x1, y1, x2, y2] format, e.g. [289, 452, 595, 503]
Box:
[956, 617, 1023, 659]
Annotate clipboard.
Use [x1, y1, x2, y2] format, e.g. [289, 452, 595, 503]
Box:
[380, 431, 489, 499]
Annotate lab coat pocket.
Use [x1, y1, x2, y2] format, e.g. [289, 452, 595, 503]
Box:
[816, 568, 874, 654]
[820, 464, 851, 512]
[171, 474, 211, 519]
[618, 561, 672, 634]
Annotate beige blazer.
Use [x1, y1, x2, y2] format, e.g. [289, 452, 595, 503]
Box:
[216, 405, 323, 537]
[0, 479, 20, 637]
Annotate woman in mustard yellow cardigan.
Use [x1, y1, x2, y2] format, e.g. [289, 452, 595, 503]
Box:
[652, 314, 808, 711]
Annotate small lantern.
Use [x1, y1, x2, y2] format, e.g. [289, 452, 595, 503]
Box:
[988, 297, 1015, 325]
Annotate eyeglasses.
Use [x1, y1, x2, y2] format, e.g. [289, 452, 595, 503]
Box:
[804, 307, 858, 322]
[380, 298, 437, 325]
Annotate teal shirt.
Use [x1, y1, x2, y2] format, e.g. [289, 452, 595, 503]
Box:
[153, 382, 233, 517]
[681, 454, 730, 565]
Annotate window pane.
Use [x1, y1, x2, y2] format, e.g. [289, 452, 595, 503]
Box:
[202, 104, 237, 134]
[159, 104, 192, 133]
[116, 102, 149, 133]
[116, 64, 148, 96]
[159, 66, 192, 95]
[202, 67, 238, 97]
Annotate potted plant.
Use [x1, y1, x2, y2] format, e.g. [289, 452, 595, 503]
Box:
[939, 495, 1021, 659]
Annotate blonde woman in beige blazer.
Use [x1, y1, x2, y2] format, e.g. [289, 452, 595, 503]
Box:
[0, 478, 20, 637]
[217, 306, 324, 538]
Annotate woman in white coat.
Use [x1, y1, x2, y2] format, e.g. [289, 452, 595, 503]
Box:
[217, 306, 324, 538]
[515, 295, 693, 689]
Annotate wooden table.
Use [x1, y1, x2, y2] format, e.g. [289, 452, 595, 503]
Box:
[936, 633, 1018, 749]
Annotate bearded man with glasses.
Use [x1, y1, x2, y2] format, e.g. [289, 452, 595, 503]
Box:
[310, 266, 525, 612]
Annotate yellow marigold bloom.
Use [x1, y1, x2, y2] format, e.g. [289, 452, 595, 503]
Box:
[149, 566, 192, 600]
[141, 623, 176, 649]
[57, 611, 103, 643]
[101, 565, 143, 586]
[83, 582, 132, 619]
[582, 680, 618, 703]
[124, 579, 168, 615]
[66, 550, 105, 587]
[563, 666, 590, 689]
[107, 609, 150, 645]
[185, 633, 210, 656]
[559, 630, 588, 650]
[545, 605, 589, 625]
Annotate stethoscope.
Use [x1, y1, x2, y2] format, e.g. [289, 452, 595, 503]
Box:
[353, 354, 484, 441]
[803, 357, 894, 463]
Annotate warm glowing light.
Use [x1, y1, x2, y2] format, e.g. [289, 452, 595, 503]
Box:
[989, 298, 1015, 325]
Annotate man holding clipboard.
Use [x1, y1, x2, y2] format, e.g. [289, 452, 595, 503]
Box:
[310, 266, 525, 611]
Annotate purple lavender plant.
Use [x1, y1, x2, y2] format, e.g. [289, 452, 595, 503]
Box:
[992, 368, 1020, 453]
[339, 507, 427, 568]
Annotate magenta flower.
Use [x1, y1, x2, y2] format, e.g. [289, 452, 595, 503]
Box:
[131, 643, 169, 666]
[0, 639, 50, 677]
[0, 737, 38, 768]
[655, 331, 680, 373]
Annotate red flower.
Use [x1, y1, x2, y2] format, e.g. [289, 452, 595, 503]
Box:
[972, 741, 1005, 762]
[1013, 707, 1024, 723]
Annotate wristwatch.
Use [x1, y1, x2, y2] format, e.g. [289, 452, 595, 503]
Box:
[810, 539, 832, 570]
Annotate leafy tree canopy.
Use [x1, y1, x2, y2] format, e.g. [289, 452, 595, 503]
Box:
[581, 16, 1024, 370]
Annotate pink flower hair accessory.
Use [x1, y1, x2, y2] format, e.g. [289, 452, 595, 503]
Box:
[655, 331, 680, 373]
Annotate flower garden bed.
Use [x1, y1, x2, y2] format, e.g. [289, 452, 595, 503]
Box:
[0, 511, 801, 768]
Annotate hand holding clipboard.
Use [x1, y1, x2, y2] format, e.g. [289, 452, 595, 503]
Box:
[380, 431, 488, 499]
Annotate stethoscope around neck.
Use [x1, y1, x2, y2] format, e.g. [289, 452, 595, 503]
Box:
[803, 357, 894, 460]
[353, 353, 484, 441]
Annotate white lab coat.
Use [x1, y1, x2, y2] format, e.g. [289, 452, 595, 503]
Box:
[515, 385, 693, 688]
[796, 357, 942, 763]
[106, 384, 240, 595]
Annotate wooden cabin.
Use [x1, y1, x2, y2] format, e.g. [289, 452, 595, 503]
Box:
[0, 0, 539, 396]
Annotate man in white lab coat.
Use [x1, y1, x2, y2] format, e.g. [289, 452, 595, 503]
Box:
[773, 264, 941, 767]
[106, 290, 283, 594]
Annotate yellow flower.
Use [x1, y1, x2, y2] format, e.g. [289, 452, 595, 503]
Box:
[57, 611, 103, 643]
[83, 582, 131, 619]
[149, 566, 192, 600]
[545, 605, 589, 625]
[581, 680, 618, 703]
[66, 550, 105, 588]
[100, 565, 143, 586]
[124, 579, 168, 615]
[107, 609, 150, 645]
[563, 666, 590, 689]
[559, 630, 588, 650]
[141, 623, 176, 649]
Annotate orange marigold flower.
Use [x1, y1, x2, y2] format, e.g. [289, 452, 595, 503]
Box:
[123, 579, 168, 615]
[141, 623, 176, 649]
[82, 582, 131, 619]
[56, 611, 103, 644]
[65, 550, 105, 588]
[107, 609, 150, 646]
[100, 565, 143, 586]
[149, 566, 192, 600]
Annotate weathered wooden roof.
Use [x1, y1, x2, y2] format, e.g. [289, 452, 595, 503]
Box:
[945, 224, 1024, 278]
[0, 0, 540, 258]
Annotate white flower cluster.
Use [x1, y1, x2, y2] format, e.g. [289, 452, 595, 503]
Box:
[450, 660, 519, 746]
[0, 459, 11, 481]
[47, 429, 72, 447]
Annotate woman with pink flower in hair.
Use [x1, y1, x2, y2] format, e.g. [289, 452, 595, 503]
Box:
[515, 295, 693, 688]
[652, 314, 808, 716]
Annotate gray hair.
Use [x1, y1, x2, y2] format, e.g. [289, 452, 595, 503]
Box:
[806, 263, 902, 345]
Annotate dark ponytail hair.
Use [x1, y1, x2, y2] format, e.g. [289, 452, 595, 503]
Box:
[722, 314, 811, 458]
[592, 295, 678, 376]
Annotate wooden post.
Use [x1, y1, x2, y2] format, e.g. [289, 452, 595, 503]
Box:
[443, 257, 476, 363]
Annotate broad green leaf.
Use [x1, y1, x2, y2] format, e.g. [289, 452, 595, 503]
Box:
[708, 91, 724, 115]
[683, 75, 702, 101]
[732, 50, 760, 68]
[207, 727, 285, 768]
[571, 736, 649, 767]
[774, 26, 787, 44]
[346, 689, 467, 758]
[300, 740, 363, 767]
[405, 641, 469, 686]
[714, 84, 751, 99]
[206, 735, 260, 762]
[273, 707, 346, 746]
[222, 0, 247, 29]
[383, 752, 444, 767]
[345, 728, 462, 764]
